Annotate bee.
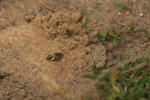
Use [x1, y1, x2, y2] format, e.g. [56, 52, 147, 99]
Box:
[46, 53, 63, 61]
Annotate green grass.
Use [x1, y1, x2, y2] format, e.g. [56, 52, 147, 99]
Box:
[120, 54, 131, 63]
[83, 92, 94, 100]
[96, 26, 145, 46]
[96, 30, 109, 44]
[81, 3, 95, 34]
[120, 54, 126, 61]
[84, 56, 150, 100]
[82, 63, 106, 80]
[113, 1, 130, 11]
[126, 26, 144, 35]
[80, 2, 150, 100]
[110, 28, 124, 46]
[96, 28, 124, 46]
[81, 3, 88, 27]
[63, 90, 68, 100]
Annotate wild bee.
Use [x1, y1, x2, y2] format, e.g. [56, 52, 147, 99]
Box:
[46, 53, 63, 61]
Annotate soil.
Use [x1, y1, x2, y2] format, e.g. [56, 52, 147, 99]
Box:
[0, 0, 150, 100]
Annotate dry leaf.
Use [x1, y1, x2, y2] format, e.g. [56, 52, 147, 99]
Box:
[113, 84, 120, 93]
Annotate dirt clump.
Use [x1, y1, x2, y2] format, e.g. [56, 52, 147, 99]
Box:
[35, 12, 86, 38]
[24, 15, 35, 23]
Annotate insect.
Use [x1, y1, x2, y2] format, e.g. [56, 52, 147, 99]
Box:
[46, 53, 63, 61]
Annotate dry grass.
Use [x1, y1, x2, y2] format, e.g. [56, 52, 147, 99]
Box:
[32, 0, 54, 12]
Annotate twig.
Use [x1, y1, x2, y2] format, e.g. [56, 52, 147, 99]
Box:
[96, 68, 117, 81]
[140, 42, 150, 48]
[96, 62, 146, 82]
[0, 72, 13, 79]
[32, 0, 54, 12]
[122, 62, 146, 74]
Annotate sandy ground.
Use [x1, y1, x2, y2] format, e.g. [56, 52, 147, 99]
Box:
[0, 0, 150, 100]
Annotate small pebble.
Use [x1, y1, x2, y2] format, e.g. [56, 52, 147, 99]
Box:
[118, 12, 122, 15]
[139, 13, 143, 17]
[32, 69, 36, 72]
